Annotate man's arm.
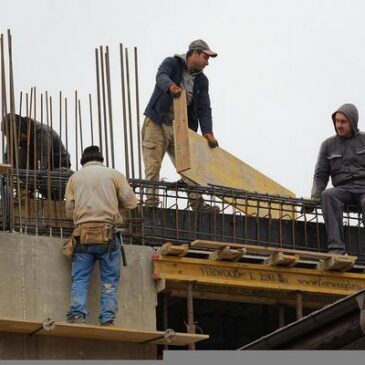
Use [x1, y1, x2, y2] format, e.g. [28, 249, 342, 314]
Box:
[196, 75, 213, 135]
[64, 177, 75, 219]
[156, 57, 178, 93]
[116, 174, 138, 210]
[311, 141, 330, 200]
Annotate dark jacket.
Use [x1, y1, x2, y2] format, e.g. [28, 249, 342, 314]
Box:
[311, 104, 365, 198]
[2, 114, 71, 170]
[144, 56, 213, 134]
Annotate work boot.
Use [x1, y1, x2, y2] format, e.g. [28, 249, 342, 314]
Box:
[100, 320, 114, 327]
[67, 314, 86, 324]
[327, 248, 347, 256]
[189, 198, 220, 214]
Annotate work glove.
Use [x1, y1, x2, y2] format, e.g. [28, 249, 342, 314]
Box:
[203, 133, 219, 148]
[169, 84, 182, 98]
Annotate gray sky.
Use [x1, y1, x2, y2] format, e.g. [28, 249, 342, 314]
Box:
[2, 0, 365, 198]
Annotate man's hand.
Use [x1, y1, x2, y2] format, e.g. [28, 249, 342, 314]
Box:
[203, 133, 219, 148]
[300, 198, 320, 214]
[169, 84, 182, 98]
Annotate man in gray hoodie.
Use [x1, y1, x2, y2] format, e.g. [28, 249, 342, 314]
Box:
[310, 103, 365, 255]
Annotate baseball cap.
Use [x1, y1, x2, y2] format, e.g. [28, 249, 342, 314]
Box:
[188, 39, 217, 57]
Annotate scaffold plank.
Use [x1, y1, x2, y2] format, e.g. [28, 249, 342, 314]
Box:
[0, 318, 208, 346]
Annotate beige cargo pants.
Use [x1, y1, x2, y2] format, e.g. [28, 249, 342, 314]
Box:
[142, 117, 201, 207]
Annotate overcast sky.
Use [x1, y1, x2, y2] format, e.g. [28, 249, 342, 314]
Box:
[2, 0, 365, 198]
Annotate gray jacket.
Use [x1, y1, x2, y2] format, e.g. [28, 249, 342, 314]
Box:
[311, 104, 365, 199]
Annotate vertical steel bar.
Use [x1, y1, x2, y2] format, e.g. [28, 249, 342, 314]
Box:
[163, 293, 169, 352]
[7, 30, 16, 231]
[119, 44, 130, 178]
[125, 48, 135, 178]
[46, 93, 52, 236]
[25, 90, 34, 233]
[186, 282, 196, 351]
[105, 46, 115, 168]
[100, 46, 109, 166]
[33, 87, 38, 235]
[278, 305, 285, 328]
[1, 33, 10, 231]
[75, 90, 78, 171]
[78, 99, 83, 152]
[133, 47, 142, 179]
[65, 97, 68, 155]
[88, 94, 94, 145]
[59, 91, 63, 237]
[0, 34, 6, 162]
[296, 292, 303, 320]
[95, 49, 103, 152]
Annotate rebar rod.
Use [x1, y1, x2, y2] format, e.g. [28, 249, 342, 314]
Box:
[88, 94, 94, 145]
[25, 90, 34, 233]
[134, 47, 142, 179]
[95, 48, 103, 152]
[46, 92, 52, 236]
[33, 87, 38, 235]
[125, 48, 135, 179]
[65, 97, 68, 156]
[100, 46, 109, 166]
[78, 99, 83, 152]
[7, 30, 16, 231]
[105, 46, 115, 168]
[58, 91, 63, 237]
[75, 90, 78, 171]
[119, 44, 130, 178]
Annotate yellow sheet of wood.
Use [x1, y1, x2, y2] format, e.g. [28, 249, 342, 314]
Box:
[173, 93, 295, 218]
[0, 318, 208, 346]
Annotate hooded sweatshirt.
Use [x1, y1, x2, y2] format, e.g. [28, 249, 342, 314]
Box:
[311, 103, 365, 198]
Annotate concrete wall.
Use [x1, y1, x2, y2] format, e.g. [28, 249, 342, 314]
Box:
[0, 232, 158, 359]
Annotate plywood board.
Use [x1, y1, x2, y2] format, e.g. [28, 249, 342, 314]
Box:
[0, 318, 208, 346]
[173, 94, 295, 218]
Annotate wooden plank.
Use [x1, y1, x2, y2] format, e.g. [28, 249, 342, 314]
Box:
[156, 243, 189, 257]
[208, 246, 246, 262]
[319, 256, 356, 272]
[172, 95, 295, 218]
[191, 240, 358, 263]
[266, 251, 299, 267]
[173, 91, 191, 173]
[0, 318, 208, 346]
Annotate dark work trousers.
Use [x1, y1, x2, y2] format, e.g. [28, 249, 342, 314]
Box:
[321, 187, 365, 252]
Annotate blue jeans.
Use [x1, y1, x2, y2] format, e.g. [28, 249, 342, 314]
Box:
[66, 235, 122, 323]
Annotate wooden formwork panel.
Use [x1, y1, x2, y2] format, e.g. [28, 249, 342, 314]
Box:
[173, 93, 295, 218]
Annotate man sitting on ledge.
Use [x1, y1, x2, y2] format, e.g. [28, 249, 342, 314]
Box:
[309, 103, 365, 255]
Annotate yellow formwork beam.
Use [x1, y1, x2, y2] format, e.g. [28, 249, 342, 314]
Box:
[153, 255, 365, 308]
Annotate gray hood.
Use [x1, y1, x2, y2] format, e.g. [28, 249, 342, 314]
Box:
[331, 103, 359, 135]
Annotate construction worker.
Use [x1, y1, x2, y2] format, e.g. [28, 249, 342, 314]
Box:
[65, 145, 138, 326]
[1, 113, 71, 170]
[1, 113, 71, 199]
[309, 103, 365, 255]
[142, 39, 219, 212]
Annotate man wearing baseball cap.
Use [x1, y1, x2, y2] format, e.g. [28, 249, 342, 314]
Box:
[143, 39, 219, 212]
